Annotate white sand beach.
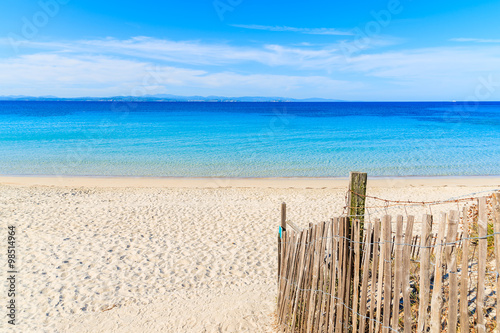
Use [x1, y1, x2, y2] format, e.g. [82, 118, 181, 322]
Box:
[1, 176, 499, 332]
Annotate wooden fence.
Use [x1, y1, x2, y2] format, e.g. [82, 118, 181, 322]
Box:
[277, 193, 500, 332]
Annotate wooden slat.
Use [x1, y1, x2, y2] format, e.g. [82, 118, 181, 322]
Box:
[279, 229, 299, 330]
[280, 231, 291, 332]
[306, 223, 321, 331]
[359, 222, 373, 333]
[298, 224, 311, 332]
[291, 229, 311, 332]
[328, 218, 339, 332]
[402, 216, 415, 333]
[283, 231, 298, 332]
[392, 215, 404, 331]
[352, 220, 362, 333]
[476, 197, 487, 333]
[460, 206, 470, 333]
[343, 218, 354, 328]
[369, 219, 381, 333]
[335, 217, 346, 333]
[375, 216, 387, 333]
[302, 223, 316, 329]
[323, 220, 334, 333]
[277, 229, 291, 326]
[313, 222, 326, 332]
[317, 221, 329, 332]
[300, 228, 314, 332]
[382, 215, 392, 333]
[417, 214, 433, 332]
[430, 212, 448, 333]
[314, 222, 329, 332]
[447, 210, 459, 333]
[493, 193, 500, 333]
[286, 220, 301, 233]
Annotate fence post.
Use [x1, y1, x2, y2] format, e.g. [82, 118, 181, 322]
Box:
[281, 202, 287, 234]
[278, 202, 286, 284]
[347, 171, 367, 230]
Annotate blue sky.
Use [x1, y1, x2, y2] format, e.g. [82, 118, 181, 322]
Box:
[1, 0, 500, 100]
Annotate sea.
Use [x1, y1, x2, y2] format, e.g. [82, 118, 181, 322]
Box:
[0, 101, 499, 177]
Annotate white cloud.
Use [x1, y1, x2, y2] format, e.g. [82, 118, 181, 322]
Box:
[345, 46, 500, 79]
[0, 36, 403, 71]
[0, 36, 344, 68]
[450, 38, 500, 43]
[230, 24, 353, 36]
[0, 53, 359, 98]
[1, 36, 500, 100]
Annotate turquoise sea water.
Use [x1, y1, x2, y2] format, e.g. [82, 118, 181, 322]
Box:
[0, 101, 499, 177]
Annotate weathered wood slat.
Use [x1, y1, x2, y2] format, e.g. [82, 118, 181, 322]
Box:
[359, 222, 373, 333]
[447, 210, 459, 333]
[306, 224, 321, 331]
[314, 222, 328, 332]
[460, 206, 470, 333]
[335, 217, 346, 333]
[286, 220, 301, 233]
[369, 219, 381, 333]
[291, 229, 311, 332]
[283, 231, 297, 332]
[280, 229, 299, 331]
[352, 220, 361, 333]
[328, 218, 339, 332]
[317, 221, 329, 332]
[391, 216, 403, 331]
[430, 212, 447, 333]
[302, 223, 316, 330]
[417, 214, 432, 333]
[382, 215, 392, 333]
[312, 222, 326, 332]
[476, 197, 487, 333]
[277, 229, 290, 327]
[375, 216, 386, 333]
[323, 220, 334, 333]
[344, 217, 354, 328]
[402, 216, 415, 333]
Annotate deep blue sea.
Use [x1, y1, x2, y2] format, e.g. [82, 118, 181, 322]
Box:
[0, 101, 499, 177]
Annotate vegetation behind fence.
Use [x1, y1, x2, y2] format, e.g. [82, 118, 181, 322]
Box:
[277, 192, 500, 332]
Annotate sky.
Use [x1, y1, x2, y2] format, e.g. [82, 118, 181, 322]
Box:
[0, 0, 500, 101]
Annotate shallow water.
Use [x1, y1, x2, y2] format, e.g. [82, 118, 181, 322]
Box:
[0, 101, 498, 177]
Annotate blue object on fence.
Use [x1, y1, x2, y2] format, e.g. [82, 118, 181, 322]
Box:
[279, 226, 282, 239]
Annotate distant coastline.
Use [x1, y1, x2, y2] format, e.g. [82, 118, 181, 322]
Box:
[0, 94, 344, 102]
[2, 96, 499, 103]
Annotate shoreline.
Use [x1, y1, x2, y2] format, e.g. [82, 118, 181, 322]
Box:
[1, 175, 499, 188]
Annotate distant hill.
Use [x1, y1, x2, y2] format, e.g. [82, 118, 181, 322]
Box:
[0, 94, 344, 102]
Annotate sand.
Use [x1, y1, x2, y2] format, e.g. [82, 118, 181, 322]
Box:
[0, 176, 499, 332]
